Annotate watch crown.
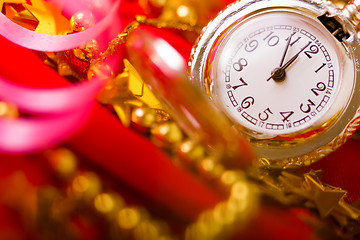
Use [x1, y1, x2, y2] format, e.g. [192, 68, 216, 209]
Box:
[342, 0, 360, 32]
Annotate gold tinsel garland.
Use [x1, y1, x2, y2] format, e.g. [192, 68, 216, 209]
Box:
[1, 0, 360, 239]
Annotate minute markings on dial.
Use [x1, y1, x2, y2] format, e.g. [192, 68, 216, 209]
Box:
[220, 20, 338, 134]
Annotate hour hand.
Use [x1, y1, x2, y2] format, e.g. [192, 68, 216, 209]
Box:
[267, 41, 311, 82]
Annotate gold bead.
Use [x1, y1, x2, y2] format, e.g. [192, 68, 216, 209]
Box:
[154, 109, 171, 123]
[149, 0, 166, 7]
[151, 122, 183, 147]
[70, 11, 95, 32]
[70, 172, 102, 200]
[135, 15, 147, 23]
[87, 62, 114, 81]
[94, 192, 125, 217]
[134, 220, 159, 240]
[227, 181, 251, 214]
[176, 4, 196, 23]
[158, 237, 175, 240]
[185, 220, 210, 240]
[58, 62, 73, 77]
[0, 101, 18, 118]
[219, 171, 246, 190]
[197, 157, 224, 180]
[117, 207, 141, 230]
[73, 39, 99, 61]
[177, 140, 206, 166]
[197, 210, 221, 238]
[213, 202, 236, 226]
[131, 107, 157, 133]
[46, 148, 77, 179]
[231, 181, 250, 200]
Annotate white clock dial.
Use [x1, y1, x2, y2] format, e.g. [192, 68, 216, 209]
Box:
[211, 11, 342, 136]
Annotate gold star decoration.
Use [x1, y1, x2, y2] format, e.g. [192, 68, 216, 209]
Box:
[3, 2, 38, 30]
[0, 0, 25, 12]
[304, 173, 347, 218]
[97, 59, 164, 127]
[24, 0, 70, 34]
[1, 0, 70, 34]
[254, 168, 360, 238]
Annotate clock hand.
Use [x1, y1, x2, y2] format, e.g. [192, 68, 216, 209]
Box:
[279, 32, 296, 67]
[267, 41, 311, 81]
[282, 41, 311, 70]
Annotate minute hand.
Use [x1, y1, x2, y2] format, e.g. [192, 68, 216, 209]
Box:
[281, 41, 311, 70]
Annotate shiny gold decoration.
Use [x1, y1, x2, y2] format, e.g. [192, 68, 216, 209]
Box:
[185, 176, 258, 240]
[2, 1, 38, 31]
[46, 148, 77, 179]
[94, 192, 125, 218]
[113, 102, 138, 127]
[0, 0, 25, 12]
[57, 62, 74, 77]
[87, 62, 114, 81]
[45, 148, 176, 239]
[94, 16, 201, 65]
[131, 106, 157, 132]
[177, 139, 206, 165]
[73, 39, 99, 62]
[197, 157, 225, 181]
[254, 169, 360, 238]
[156, 0, 224, 26]
[124, 60, 164, 110]
[110, 60, 167, 126]
[135, 15, 201, 33]
[159, 0, 197, 26]
[70, 172, 102, 200]
[133, 220, 160, 240]
[98, 60, 164, 126]
[151, 122, 183, 147]
[303, 173, 347, 218]
[69, 10, 95, 32]
[117, 207, 141, 229]
[0, 101, 19, 118]
[24, 0, 70, 34]
[2, 0, 70, 34]
[97, 70, 133, 103]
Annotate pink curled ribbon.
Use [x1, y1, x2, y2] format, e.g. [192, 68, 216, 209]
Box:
[0, 0, 122, 153]
[0, 0, 121, 52]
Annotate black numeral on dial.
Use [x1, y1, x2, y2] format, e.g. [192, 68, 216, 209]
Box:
[280, 111, 295, 122]
[233, 58, 248, 72]
[241, 96, 255, 109]
[311, 82, 326, 96]
[263, 31, 279, 47]
[232, 77, 248, 90]
[315, 63, 326, 73]
[304, 45, 319, 58]
[245, 40, 259, 52]
[259, 108, 273, 121]
[300, 99, 316, 113]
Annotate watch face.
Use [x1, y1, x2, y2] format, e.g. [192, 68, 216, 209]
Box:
[210, 11, 342, 136]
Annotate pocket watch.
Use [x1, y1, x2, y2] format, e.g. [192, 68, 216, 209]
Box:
[189, 0, 360, 168]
